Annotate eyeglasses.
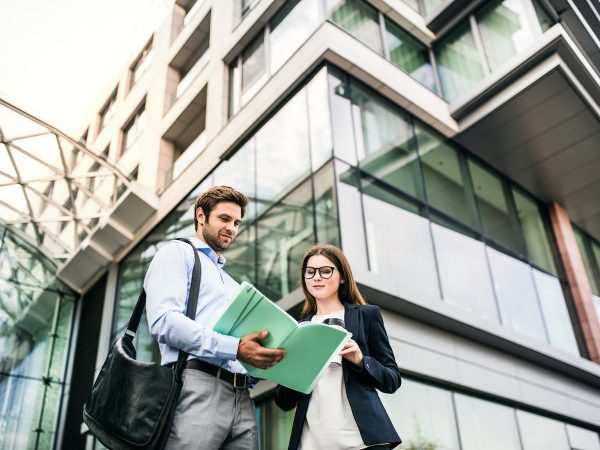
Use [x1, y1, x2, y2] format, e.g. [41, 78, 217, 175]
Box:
[303, 266, 337, 279]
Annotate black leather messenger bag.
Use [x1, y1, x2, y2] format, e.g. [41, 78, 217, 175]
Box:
[83, 238, 201, 449]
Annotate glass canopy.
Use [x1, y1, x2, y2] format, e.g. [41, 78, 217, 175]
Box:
[0, 98, 132, 263]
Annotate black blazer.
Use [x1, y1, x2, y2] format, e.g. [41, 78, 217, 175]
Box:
[274, 303, 401, 450]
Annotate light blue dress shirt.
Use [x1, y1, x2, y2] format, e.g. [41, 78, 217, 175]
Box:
[144, 236, 247, 375]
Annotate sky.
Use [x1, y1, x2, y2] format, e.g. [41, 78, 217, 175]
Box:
[0, 0, 170, 136]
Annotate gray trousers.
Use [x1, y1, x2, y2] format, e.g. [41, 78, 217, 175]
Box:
[165, 368, 258, 450]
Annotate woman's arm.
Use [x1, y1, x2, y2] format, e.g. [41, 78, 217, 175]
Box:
[274, 385, 306, 411]
[349, 306, 401, 394]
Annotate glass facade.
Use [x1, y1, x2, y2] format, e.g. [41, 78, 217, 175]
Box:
[0, 225, 76, 450]
[435, 0, 553, 101]
[574, 227, 600, 322]
[380, 377, 600, 450]
[110, 64, 590, 448]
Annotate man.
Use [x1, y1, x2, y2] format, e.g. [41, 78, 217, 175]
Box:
[144, 185, 285, 449]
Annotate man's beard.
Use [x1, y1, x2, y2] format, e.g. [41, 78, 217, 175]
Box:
[202, 223, 233, 252]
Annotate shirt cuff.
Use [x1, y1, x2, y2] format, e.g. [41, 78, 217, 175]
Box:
[216, 334, 240, 361]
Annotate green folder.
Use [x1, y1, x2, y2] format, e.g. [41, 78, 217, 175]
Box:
[213, 281, 351, 394]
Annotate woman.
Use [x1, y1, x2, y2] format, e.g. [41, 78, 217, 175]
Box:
[275, 244, 401, 450]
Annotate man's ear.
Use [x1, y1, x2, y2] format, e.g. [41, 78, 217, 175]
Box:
[196, 207, 205, 226]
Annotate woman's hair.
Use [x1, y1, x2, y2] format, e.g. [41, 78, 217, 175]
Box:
[300, 244, 366, 317]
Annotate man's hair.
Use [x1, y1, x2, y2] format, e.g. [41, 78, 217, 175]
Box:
[193, 185, 249, 231]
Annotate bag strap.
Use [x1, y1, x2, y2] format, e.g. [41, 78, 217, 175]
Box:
[124, 238, 203, 382]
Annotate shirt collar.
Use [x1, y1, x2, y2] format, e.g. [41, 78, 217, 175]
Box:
[188, 236, 226, 267]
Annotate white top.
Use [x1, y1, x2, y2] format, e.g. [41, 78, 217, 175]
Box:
[299, 310, 366, 450]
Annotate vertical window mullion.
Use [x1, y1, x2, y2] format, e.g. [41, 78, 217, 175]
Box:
[264, 25, 271, 77]
[521, 0, 545, 36]
[429, 48, 443, 95]
[469, 13, 491, 75]
[379, 12, 390, 60]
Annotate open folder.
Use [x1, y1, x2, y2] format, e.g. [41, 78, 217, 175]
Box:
[213, 281, 351, 394]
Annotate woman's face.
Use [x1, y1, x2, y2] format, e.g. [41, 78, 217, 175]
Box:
[304, 254, 342, 302]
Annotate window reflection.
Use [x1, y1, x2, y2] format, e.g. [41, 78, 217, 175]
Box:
[432, 223, 499, 322]
[256, 89, 311, 215]
[326, 0, 383, 54]
[455, 394, 521, 450]
[517, 410, 570, 450]
[256, 179, 315, 300]
[487, 247, 547, 343]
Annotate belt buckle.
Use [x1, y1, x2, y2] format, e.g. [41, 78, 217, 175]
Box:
[233, 373, 247, 389]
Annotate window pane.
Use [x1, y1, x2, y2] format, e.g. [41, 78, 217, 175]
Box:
[435, 22, 485, 101]
[381, 379, 460, 450]
[362, 194, 440, 304]
[328, 70, 358, 165]
[417, 125, 479, 229]
[256, 397, 294, 449]
[591, 240, 600, 295]
[256, 179, 315, 300]
[307, 68, 334, 171]
[351, 83, 422, 200]
[533, 0, 554, 32]
[477, 0, 535, 71]
[256, 89, 311, 215]
[517, 410, 570, 450]
[566, 424, 600, 450]
[423, 0, 448, 15]
[455, 394, 521, 450]
[487, 247, 548, 343]
[326, 0, 383, 54]
[513, 189, 556, 273]
[469, 160, 524, 254]
[533, 269, 579, 355]
[270, 0, 320, 73]
[384, 18, 436, 91]
[223, 225, 256, 284]
[432, 223, 499, 322]
[573, 228, 600, 296]
[313, 162, 340, 247]
[242, 33, 265, 91]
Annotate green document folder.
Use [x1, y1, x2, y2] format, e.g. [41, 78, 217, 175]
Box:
[213, 281, 351, 394]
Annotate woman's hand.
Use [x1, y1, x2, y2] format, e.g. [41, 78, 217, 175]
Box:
[340, 339, 363, 366]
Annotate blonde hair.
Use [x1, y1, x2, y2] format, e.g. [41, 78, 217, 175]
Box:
[300, 244, 366, 317]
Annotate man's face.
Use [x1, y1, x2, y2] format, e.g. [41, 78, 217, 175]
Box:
[197, 201, 242, 253]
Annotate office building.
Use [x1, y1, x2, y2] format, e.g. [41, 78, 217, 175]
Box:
[1, 0, 600, 448]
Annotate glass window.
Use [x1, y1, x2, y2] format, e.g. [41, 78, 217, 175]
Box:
[242, 33, 266, 92]
[469, 160, 524, 255]
[98, 89, 118, 131]
[533, 269, 579, 355]
[362, 193, 441, 304]
[477, 0, 535, 72]
[384, 18, 436, 91]
[435, 22, 485, 101]
[381, 379, 460, 450]
[269, 0, 320, 74]
[307, 68, 334, 171]
[256, 179, 315, 300]
[256, 89, 311, 215]
[130, 39, 154, 88]
[517, 410, 570, 450]
[326, 0, 384, 54]
[513, 189, 556, 273]
[313, 162, 340, 247]
[213, 139, 257, 220]
[423, 0, 448, 15]
[566, 424, 600, 450]
[432, 223, 499, 322]
[573, 228, 600, 296]
[256, 397, 294, 449]
[122, 102, 147, 153]
[487, 247, 548, 343]
[351, 82, 423, 200]
[417, 125, 479, 230]
[455, 393, 521, 450]
[532, 0, 554, 32]
[327, 70, 358, 165]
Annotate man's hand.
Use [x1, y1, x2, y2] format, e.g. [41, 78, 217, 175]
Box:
[237, 331, 286, 369]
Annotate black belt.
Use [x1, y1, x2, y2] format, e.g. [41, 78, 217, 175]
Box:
[184, 359, 248, 389]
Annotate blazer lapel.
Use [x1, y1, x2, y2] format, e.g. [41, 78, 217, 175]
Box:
[344, 303, 359, 339]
